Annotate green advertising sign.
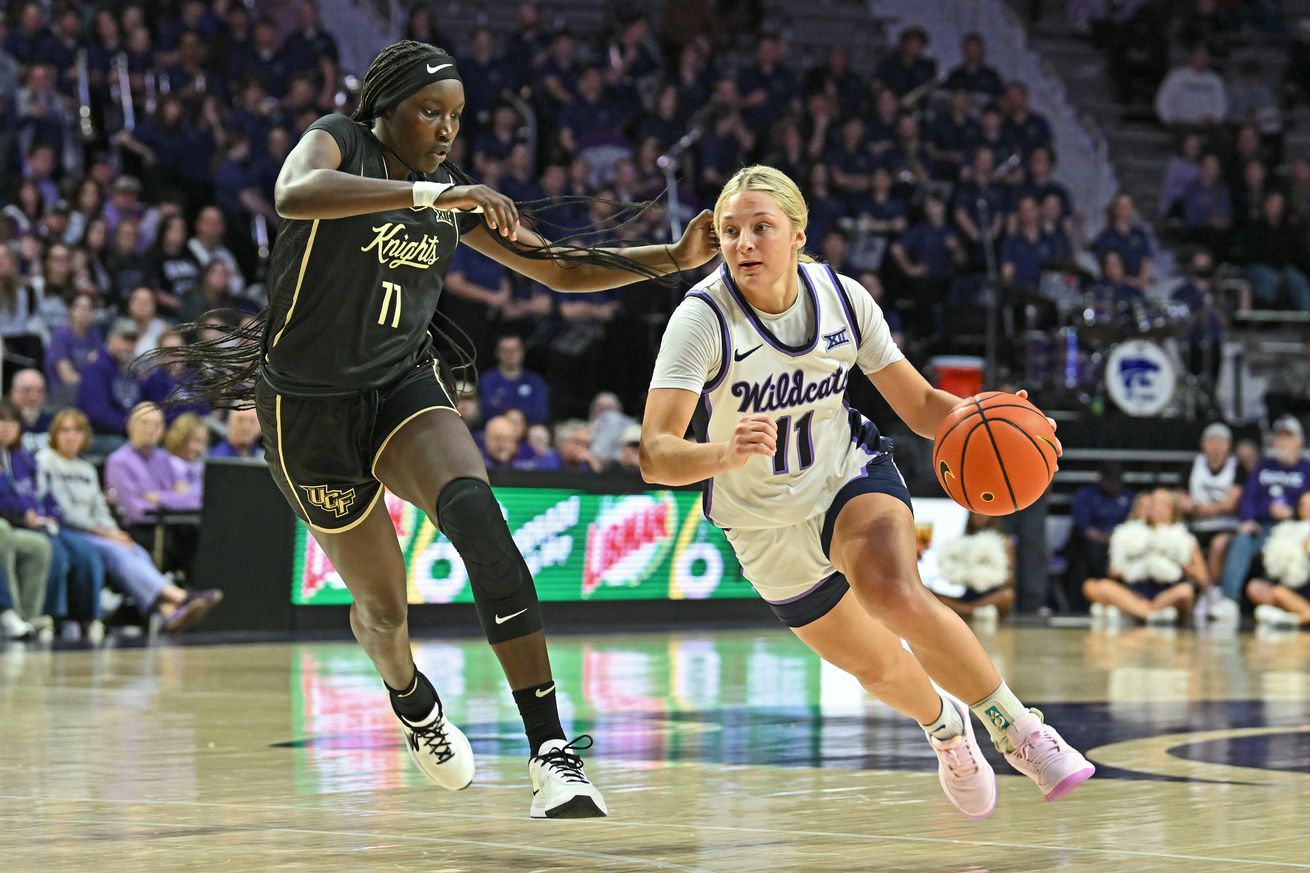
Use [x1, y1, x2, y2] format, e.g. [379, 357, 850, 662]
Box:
[293, 488, 755, 605]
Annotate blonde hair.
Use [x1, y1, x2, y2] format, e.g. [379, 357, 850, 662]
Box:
[713, 165, 816, 264]
[126, 401, 163, 434]
[164, 413, 208, 455]
[48, 408, 91, 455]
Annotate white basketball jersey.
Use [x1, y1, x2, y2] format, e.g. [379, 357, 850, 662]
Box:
[1189, 454, 1239, 532]
[690, 262, 885, 529]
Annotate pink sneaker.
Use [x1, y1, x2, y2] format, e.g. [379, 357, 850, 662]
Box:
[1001, 709, 1095, 801]
[929, 698, 997, 819]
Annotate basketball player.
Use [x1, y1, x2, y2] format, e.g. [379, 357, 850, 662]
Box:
[640, 166, 1094, 818]
[157, 42, 716, 818]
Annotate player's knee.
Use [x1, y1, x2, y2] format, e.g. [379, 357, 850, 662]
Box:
[838, 652, 901, 692]
[848, 660, 896, 693]
[859, 572, 935, 628]
[437, 477, 503, 543]
[437, 478, 521, 594]
[351, 599, 408, 636]
[436, 477, 542, 641]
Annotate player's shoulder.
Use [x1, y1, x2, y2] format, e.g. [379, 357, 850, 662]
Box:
[306, 112, 359, 136]
[680, 267, 732, 311]
[804, 262, 871, 306]
[304, 112, 367, 165]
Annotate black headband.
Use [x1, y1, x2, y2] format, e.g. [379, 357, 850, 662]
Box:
[373, 54, 462, 114]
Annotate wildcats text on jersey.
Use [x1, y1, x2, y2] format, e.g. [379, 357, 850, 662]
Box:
[730, 365, 848, 414]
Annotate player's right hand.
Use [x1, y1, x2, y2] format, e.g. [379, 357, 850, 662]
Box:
[720, 414, 777, 470]
[437, 184, 520, 239]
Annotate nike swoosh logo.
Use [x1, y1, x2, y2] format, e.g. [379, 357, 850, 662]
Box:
[495, 608, 528, 624]
[427, 63, 453, 74]
[734, 344, 763, 362]
[535, 684, 556, 698]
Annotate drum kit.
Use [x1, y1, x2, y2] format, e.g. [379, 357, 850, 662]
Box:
[1022, 274, 1218, 417]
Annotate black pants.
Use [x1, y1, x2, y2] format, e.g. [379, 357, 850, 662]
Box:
[1063, 529, 1110, 611]
[128, 523, 201, 585]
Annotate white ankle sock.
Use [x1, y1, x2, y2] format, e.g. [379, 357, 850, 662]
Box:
[921, 691, 966, 742]
[969, 682, 1028, 745]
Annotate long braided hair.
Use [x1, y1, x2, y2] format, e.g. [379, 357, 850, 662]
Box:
[138, 39, 680, 409]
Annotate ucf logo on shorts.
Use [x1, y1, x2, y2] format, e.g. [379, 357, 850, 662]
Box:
[301, 484, 356, 518]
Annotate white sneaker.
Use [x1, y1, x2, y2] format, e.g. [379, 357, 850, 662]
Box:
[1255, 604, 1300, 629]
[1090, 603, 1122, 625]
[1146, 606, 1178, 626]
[85, 620, 106, 645]
[1207, 595, 1241, 624]
[971, 604, 999, 629]
[31, 615, 54, 643]
[399, 704, 475, 791]
[530, 736, 607, 819]
[0, 609, 34, 640]
[99, 587, 123, 616]
[928, 698, 996, 819]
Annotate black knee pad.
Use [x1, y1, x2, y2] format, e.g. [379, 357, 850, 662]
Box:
[436, 477, 543, 643]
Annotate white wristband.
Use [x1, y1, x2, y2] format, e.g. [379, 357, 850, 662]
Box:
[413, 180, 453, 209]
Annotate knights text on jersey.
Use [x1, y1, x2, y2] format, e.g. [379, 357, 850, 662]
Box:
[690, 263, 888, 529]
[261, 113, 481, 396]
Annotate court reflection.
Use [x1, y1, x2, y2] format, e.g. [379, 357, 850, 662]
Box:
[285, 628, 1310, 793]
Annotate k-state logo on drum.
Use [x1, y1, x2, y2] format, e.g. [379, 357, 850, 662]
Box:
[1105, 339, 1176, 417]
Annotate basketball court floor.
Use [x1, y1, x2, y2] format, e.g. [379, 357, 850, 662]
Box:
[2, 624, 1308, 871]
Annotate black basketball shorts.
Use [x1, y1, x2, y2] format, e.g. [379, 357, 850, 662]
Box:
[254, 357, 459, 533]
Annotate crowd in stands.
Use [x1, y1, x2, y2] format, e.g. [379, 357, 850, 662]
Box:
[1060, 415, 1310, 629]
[438, 14, 1099, 406]
[0, 1, 1093, 477]
[1074, 2, 1310, 313]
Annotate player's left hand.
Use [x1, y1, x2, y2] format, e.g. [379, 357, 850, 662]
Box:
[672, 210, 719, 268]
[1015, 388, 1063, 457]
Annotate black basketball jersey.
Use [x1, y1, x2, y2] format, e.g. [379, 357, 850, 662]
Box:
[260, 113, 481, 396]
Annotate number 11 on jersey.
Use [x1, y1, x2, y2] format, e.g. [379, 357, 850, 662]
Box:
[772, 411, 815, 475]
[378, 281, 403, 328]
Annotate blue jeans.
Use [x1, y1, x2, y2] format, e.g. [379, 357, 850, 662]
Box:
[1220, 527, 1268, 600]
[1246, 264, 1310, 310]
[65, 531, 168, 616]
[42, 530, 106, 622]
[0, 561, 12, 613]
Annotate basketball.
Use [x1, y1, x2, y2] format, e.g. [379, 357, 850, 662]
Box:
[932, 391, 1060, 516]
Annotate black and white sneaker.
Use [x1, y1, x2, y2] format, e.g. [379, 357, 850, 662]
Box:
[399, 704, 475, 791]
[529, 735, 607, 819]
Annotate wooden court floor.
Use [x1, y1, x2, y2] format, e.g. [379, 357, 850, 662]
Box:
[2, 624, 1308, 872]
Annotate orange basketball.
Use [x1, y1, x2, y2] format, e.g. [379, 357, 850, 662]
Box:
[932, 391, 1059, 516]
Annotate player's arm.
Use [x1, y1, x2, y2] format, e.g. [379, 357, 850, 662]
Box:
[273, 129, 520, 232]
[639, 389, 776, 487]
[868, 361, 1062, 451]
[462, 210, 719, 293]
[868, 360, 962, 439]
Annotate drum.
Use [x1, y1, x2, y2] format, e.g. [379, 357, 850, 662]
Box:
[1123, 298, 1189, 340]
[1105, 339, 1177, 416]
[1072, 286, 1127, 347]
